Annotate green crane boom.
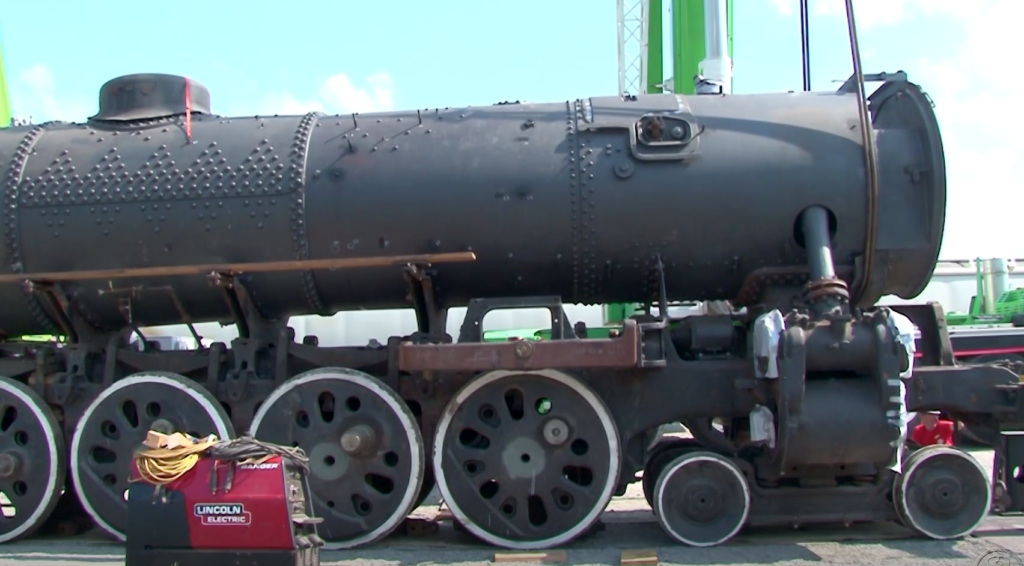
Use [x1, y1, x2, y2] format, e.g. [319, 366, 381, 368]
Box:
[605, 0, 734, 326]
[0, 29, 11, 127]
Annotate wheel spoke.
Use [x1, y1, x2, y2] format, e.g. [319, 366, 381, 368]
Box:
[249, 367, 424, 550]
[0, 376, 66, 544]
[70, 371, 233, 542]
[653, 451, 749, 547]
[895, 445, 991, 540]
[434, 369, 620, 549]
[443, 424, 503, 469]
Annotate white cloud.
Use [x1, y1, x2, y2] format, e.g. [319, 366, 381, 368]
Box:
[811, 0, 961, 29]
[910, 0, 1024, 257]
[6, 68, 396, 123]
[768, 0, 795, 16]
[319, 72, 394, 114]
[770, 0, 1024, 258]
[8, 64, 90, 123]
[252, 92, 325, 115]
[240, 72, 396, 117]
[769, 0, 961, 28]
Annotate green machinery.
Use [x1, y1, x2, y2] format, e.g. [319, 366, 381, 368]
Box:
[0, 30, 9, 127]
[946, 258, 1024, 328]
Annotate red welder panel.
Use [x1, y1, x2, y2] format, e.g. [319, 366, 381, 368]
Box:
[130, 455, 294, 550]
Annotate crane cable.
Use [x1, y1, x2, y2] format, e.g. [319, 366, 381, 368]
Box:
[132, 435, 310, 487]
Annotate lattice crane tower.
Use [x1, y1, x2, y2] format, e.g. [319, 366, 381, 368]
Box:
[617, 0, 650, 96]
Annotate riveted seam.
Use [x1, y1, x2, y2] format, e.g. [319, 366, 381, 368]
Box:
[290, 112, 328, 316]
[4, 125, 61, 334]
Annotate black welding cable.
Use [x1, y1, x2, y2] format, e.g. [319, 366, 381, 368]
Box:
[134, 434, 311, 487]
[205, 435, 311, 472]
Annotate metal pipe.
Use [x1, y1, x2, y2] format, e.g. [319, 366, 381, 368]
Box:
[799, 0, 811, 91]
[992, 258, 1011, 298]
[802, 206, 836, 281]
[616, 0, 627, 96]
[975, 258, 985, 313]
[698, 0, 732, 94]
[981, 258, 1010, 314]
[843, 0, 880, 306]
[982, 259, 996, 314]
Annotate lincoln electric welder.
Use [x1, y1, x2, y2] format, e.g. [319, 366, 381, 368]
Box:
[125, 434, 324, 566]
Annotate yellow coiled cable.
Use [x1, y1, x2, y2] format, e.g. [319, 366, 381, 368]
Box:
[132, 438, 220, 485]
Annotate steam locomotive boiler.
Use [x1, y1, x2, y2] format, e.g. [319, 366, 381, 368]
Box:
[0, 70, 1021, 551]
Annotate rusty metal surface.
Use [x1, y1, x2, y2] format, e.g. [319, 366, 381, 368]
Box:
[0, 252, 476, 284]
[905, 363, 1023, 415]
[398, 319, 640, 372]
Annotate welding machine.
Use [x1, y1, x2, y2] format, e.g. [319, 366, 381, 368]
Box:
[125, 435, 323, 566]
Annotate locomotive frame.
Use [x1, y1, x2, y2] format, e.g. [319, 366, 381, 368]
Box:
[1, 44, 1024, 551]
[0, 228, 1022, 550]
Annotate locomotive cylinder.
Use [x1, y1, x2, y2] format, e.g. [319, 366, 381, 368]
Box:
[778, 377, 897, 467]
[0, 74, 945, 336]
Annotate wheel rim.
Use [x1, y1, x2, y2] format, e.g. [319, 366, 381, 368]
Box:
[433, 369, 621, 549]
[653, 451, 749, 547]
[892, 447, 934, 529]
[0, 376, 66, 543]
[896, 445, 991, 539]
[249, 367, 425, 550]
[892, 472, 910, 528]
[70, 371, 233, 541]
[643, 437, 700, 509]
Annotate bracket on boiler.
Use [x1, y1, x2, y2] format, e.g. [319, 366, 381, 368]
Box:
[403, 264, 448, 340]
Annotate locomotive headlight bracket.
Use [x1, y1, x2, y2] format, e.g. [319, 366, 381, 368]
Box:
[577, 95, 702, 162]
[629, 113, 702, 161]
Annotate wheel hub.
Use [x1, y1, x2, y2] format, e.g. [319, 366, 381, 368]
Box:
[249, 368, 425, 550]
[309, 443, 350, 481]
[502, 436, 547, 478]
[681, 480, 724, 522]
[434, 369, 620, 549]
[653, 452, 750, 547]
[922, 474, 964, 516]
[641, 437, 701, 508]
[895, 445, 991, 540]
[150, 418, 176, 435]
[0, 452, 20, 478]
[341, 424, 377, 456]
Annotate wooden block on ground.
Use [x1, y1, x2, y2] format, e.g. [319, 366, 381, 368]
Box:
[620, 549, 658, 566]
[400, 517, 439, 537]
[436, 508, 453, 521]
[493, 550, 567, 563]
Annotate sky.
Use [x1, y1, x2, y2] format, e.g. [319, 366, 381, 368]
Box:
[0, 0, 1021, 262]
